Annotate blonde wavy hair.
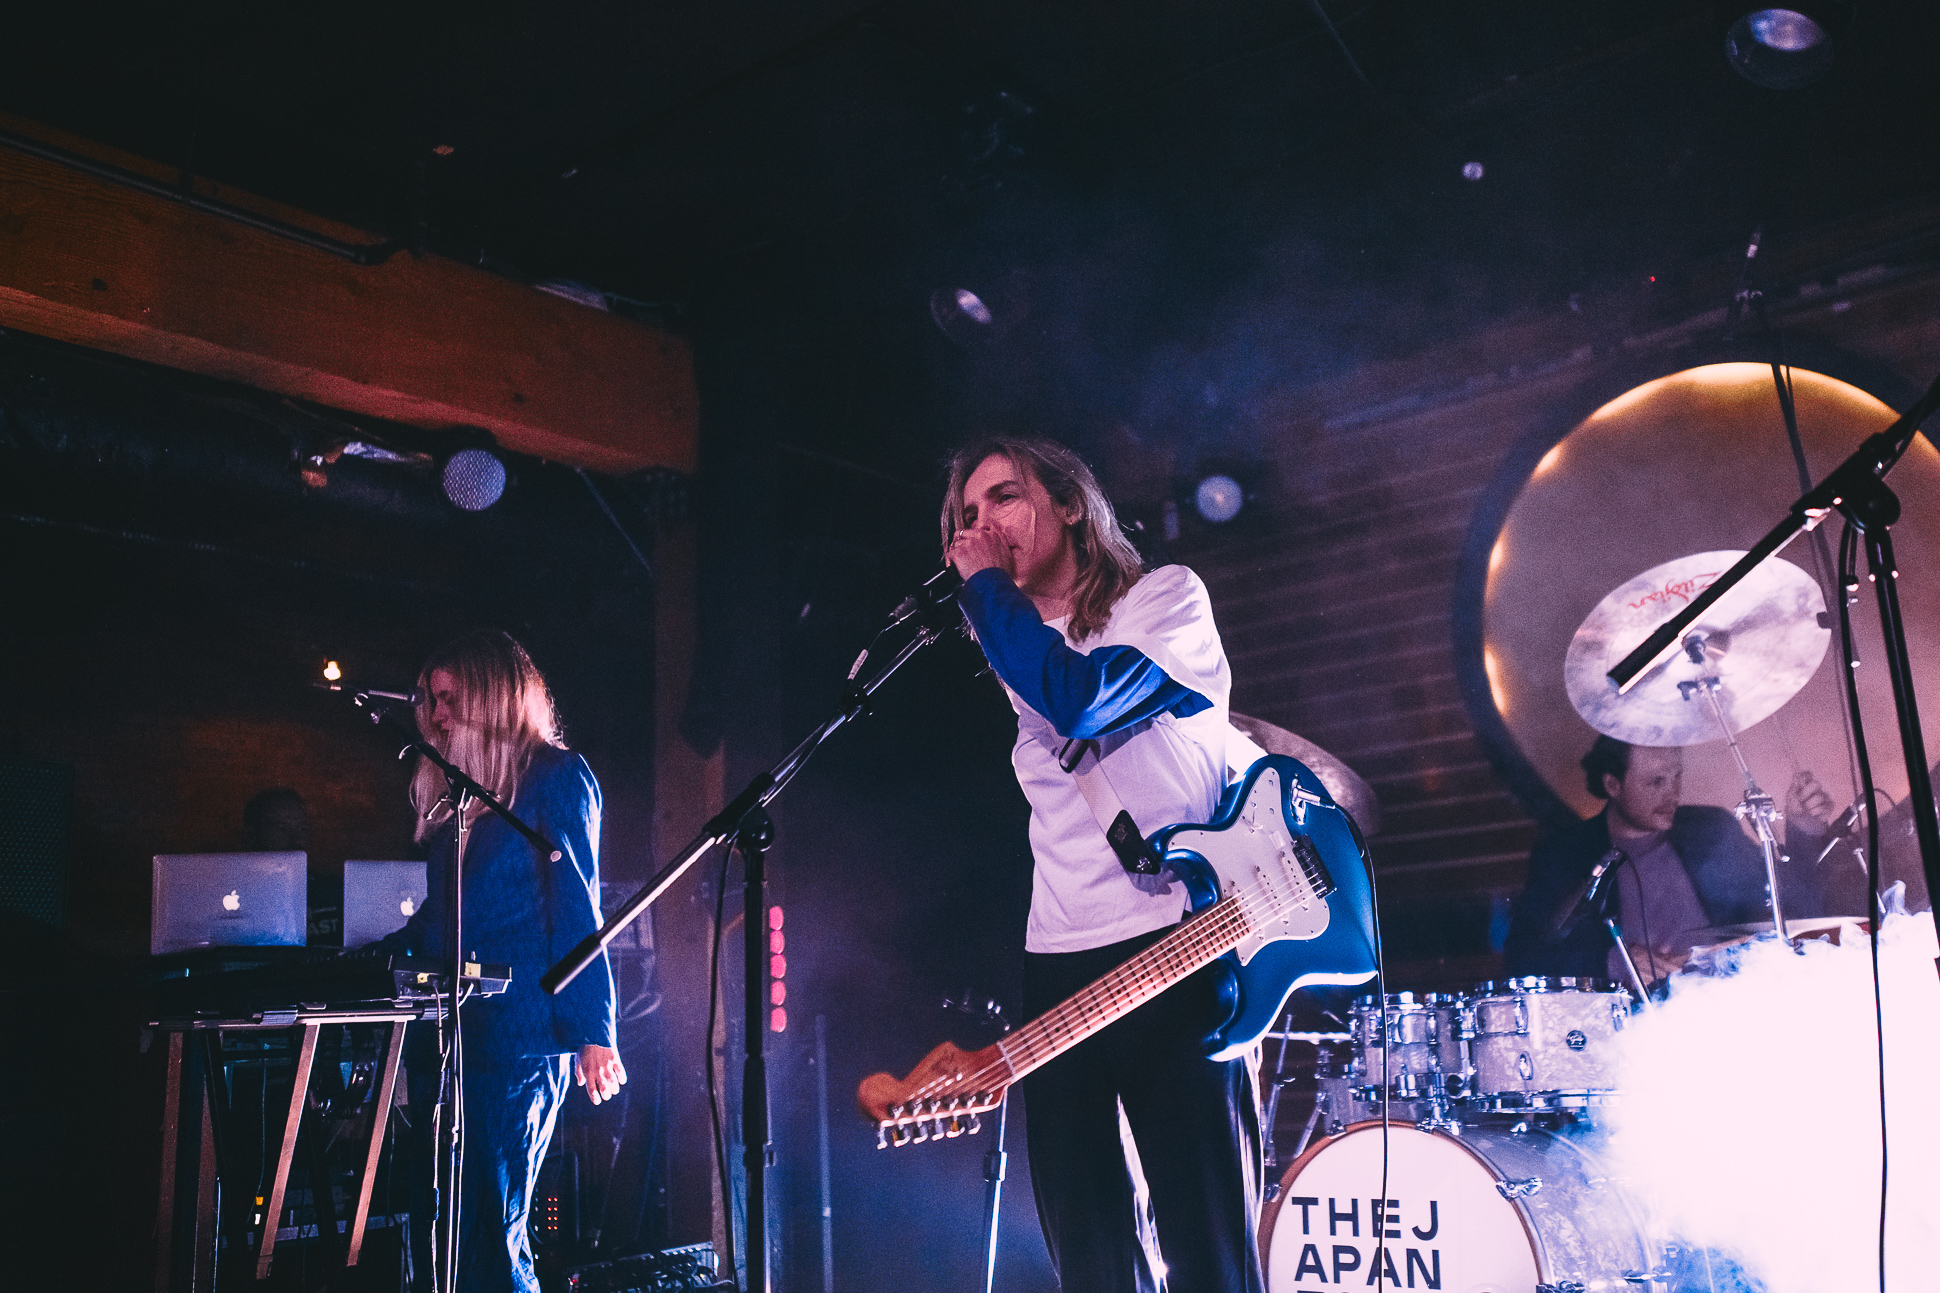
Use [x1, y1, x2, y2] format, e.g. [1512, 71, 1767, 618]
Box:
[409, 630, 565, 842]
[940, 436, 1145, 641]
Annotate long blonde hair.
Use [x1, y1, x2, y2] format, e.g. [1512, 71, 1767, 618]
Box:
[409, 630, 565, 842]
[940, 436, 1144, 641]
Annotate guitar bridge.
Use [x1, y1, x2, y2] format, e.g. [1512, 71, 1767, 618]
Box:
[1291, 835, 1335, 900]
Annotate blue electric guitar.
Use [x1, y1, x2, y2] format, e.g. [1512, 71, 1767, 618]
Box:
[857, 755, 1379, 1147]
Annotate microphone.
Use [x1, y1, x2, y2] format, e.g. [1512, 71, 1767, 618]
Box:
[1813, 802, 1866, 865]
[888, 565, 964, 626]
[315, 681, 423, 706]
[1547, 847, 1629, 943]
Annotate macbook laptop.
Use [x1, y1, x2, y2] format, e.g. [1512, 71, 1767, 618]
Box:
[151, 851, 307, 955]
[342, 860, 429, 948]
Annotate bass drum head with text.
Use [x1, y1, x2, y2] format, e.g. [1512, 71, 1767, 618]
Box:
[1261, 1121, 1652, 1293]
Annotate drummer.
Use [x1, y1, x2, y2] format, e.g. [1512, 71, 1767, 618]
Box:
[1504, 736, 1840, 983]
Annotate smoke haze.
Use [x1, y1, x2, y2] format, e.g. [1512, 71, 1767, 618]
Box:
[1606, 905, 1940, 1293]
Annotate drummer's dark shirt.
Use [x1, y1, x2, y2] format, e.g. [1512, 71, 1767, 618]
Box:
[1607, 830, 1710, 982]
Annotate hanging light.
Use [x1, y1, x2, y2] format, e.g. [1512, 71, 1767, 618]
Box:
[1725, 9, 1836, 89]
[930, 286, 997, 345]
[1194, 474, 1244, 524]
[441, 447, 507, 511]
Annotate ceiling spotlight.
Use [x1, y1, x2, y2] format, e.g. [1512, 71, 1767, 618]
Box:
[930, 286, 997, 345]
[442, 447, 507, 511]
[1194, 474, 1244, 524]
[1726, 9, 1834, 89]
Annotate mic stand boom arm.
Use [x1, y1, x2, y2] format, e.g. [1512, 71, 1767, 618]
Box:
[542, 617, 944, 996]
[354, 693, 563, 864]
[1605, 368, 1940, 954]
[541, 614, 945, 1293]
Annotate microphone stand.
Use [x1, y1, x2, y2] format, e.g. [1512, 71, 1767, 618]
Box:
[1605, 368, 1940, 977]
[339, 691, 560, 1293]
[543, 607, 951, 1293]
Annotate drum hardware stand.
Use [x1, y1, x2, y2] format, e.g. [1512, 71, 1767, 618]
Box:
[1609, 368, 1940, 980]
[1602, 916, 1656, 1011]
[1288, 1088, 1330, 1165]
[1678, 669, 1793, 948]
[1416, 1020, 1463, 1136]
[542, 598, 953, 1293]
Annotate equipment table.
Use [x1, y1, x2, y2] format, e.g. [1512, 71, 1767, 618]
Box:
[150, 1001, 440, 1292]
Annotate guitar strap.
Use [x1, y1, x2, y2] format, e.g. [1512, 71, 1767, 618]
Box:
[1055, 735, 1167, 876]
[1053, 722, 1269, 880]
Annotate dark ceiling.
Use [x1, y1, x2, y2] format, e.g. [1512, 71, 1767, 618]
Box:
[9, 3, 1936, 300]
[6, 1, 1938, 488]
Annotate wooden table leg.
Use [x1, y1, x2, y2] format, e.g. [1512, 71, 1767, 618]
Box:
[154, 1031, 183, 1293]
[346, 1018, 409, 1266]
[254, 1021, 320, 1280]
[194, 1084, 218, 1291]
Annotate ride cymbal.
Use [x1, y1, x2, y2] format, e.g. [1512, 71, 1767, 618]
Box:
[1564, 550, 1829, 746]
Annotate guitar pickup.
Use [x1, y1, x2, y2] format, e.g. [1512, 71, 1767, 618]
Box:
[1291, 835, 1335, 900]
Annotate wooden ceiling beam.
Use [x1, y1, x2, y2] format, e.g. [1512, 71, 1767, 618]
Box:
[0, 115, 697, 475]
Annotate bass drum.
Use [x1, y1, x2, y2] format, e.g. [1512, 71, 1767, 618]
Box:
[1261, 1121, 1653, 1293]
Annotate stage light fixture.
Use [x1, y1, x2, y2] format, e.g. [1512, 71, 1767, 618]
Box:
[930, 286, 996, 344]
[1726, 8, 1835, 88]
[1194, 474, 1244, 524]
[441, 447, 507, 511]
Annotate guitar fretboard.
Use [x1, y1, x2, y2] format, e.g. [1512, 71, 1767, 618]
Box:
[996, 892, 1256, 1080]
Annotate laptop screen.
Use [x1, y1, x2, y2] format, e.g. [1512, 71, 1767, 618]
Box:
[342, 860, 429, 948]
[152, 852, 307, 955]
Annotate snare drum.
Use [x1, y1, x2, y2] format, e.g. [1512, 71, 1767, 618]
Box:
[1346, 991, 1469, 1103]
[1261, 1121, 1654, 1293]
[1465, 977, 1630, 1110]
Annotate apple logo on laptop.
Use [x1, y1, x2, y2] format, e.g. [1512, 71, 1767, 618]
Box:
[400, 897, 416, 918]
[221, 889, 242, 918]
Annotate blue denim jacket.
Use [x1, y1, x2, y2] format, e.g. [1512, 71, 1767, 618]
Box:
[378, 746, 617, 1059]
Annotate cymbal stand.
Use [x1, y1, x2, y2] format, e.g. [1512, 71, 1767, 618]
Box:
[1679, 668, 1790, 947]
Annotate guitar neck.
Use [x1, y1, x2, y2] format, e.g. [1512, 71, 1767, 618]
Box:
[996, 895, 1248, 1082]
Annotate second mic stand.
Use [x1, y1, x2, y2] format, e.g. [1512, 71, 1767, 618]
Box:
[543, 609, 950, 1293]
[350, 694, 560, 1293]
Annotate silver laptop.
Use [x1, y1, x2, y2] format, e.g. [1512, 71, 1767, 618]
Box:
[151, 852, 308, 955]
[343, 860, 429, 948]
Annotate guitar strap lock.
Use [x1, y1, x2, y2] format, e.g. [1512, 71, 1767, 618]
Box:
[1055, 737, 1167, 877]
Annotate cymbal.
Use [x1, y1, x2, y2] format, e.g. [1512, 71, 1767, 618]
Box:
[1679, 915, 1869, 945]
[1229, 712, 1381, 835]
[1564, 550, 1829, 746]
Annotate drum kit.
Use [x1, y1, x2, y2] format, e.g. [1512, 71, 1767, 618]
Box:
[1261, 549, 1861, 1293]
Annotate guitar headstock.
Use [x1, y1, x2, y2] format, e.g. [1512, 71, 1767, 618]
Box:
[866, 1087, 1004, 1148]
[856, 1039, 1008, 1148]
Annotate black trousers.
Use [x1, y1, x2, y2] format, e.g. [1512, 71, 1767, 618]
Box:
[1021, 927, 1265, 1293]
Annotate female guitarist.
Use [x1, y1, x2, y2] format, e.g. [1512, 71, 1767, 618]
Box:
[943, 436, 1263, 1293]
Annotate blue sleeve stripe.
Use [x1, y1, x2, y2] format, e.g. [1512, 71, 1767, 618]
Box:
[959, 568, 1211, 739]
